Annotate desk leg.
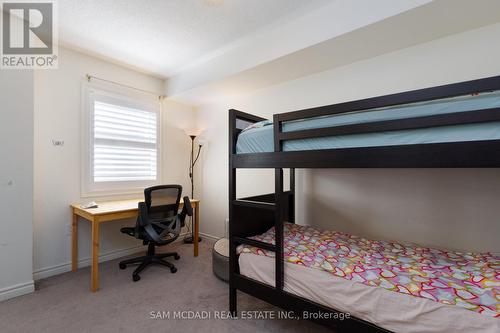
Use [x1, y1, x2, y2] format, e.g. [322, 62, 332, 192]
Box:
[71, 212, 78, 272]
[194, 203, 199, 257]
[91, 220, 100, 292]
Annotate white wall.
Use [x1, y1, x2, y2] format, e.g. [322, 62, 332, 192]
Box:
[196, 22, 500, 252]
[0, 71, 35, 300]
[8, 15, 500, 291]
[33, 47, 195, 279]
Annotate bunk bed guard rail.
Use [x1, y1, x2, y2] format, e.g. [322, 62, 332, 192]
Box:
[233, 75, 500, 168]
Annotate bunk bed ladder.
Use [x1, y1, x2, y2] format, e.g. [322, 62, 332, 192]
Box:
[275, 168, 284, 290]
[228, 109, 296, 318]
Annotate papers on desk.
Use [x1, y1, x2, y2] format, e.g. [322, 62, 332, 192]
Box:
[80, 201, 99, 209]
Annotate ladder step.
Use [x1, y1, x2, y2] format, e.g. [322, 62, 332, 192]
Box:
[233, 200, 275, 210]
[234, 236, 276, 252]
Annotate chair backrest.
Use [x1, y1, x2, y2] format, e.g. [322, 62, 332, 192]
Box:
[144, 185, 182, 221]
[135, 185, 192, 244]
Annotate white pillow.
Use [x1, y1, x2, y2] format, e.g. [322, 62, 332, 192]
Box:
[241, 120, 272, 132]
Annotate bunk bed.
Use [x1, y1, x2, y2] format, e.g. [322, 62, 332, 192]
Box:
[228, 76, 500, 333]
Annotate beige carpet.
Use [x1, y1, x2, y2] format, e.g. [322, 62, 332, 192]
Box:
[0, 239, 330, 333]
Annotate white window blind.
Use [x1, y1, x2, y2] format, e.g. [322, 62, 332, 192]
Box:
[93, 101, 158, 183]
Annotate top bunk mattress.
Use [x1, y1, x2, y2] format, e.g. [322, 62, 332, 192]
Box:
[236, 91, 500, 154]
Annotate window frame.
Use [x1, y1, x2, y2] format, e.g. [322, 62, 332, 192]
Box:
[81, 82, 163, 197]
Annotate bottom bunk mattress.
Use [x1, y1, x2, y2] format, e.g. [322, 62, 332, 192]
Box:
[237, 223, 500, 333]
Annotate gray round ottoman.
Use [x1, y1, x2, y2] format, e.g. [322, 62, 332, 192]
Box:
[212, 238, 229, 282]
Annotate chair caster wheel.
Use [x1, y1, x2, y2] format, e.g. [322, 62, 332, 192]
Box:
[132, 274, 140, 282]
[174, 254, 180, 260]
[119, 263, 126, 270]
[170, 267, 177, 273]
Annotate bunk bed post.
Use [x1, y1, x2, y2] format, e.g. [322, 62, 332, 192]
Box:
[273, 114, 285, 290]
[289, 168, 295, 223]
[228, 109, 237, 316]
[275, 168, 284, 290]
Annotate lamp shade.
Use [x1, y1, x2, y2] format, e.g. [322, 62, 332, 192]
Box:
[184, 128, 203, 137]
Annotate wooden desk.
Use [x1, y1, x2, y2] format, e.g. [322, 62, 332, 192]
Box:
[70, 198, 200, 292]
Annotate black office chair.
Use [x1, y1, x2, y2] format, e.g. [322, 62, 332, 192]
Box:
[119, 185, 193, 282]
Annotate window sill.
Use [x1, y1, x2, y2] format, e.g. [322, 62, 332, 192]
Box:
[80, 188, 145, 199]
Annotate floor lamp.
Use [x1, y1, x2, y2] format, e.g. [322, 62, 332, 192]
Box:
[183, 128, 203, 244]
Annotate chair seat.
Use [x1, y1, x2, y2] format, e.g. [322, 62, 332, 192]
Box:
[120, 225, 176, 245]
[120, 227, 135, 237]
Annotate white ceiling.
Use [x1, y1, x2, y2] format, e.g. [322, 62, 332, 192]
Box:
[57, 0, 500, 105]
[166, 0, 432, 98]
[171, 0, 500, 104]
[58, 0, 330, 77]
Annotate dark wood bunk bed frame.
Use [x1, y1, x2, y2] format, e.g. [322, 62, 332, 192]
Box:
[228, 75, 500, 332]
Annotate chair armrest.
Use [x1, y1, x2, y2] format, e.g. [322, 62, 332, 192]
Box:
[138, 202, 149, 227]
[177, 196, 193, 228]
[182, 196, 193, 217]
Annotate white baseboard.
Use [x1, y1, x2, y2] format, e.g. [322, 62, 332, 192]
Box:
[199, 232, 220, 242]
[0, 281, 35, 302]
[33, 232, 193, 281]
[33, 245, 147, 280]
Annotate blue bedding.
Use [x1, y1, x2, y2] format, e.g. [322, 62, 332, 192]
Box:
[236, 91, 500, 154]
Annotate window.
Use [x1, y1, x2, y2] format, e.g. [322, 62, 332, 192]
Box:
[82, 86, 161, 196]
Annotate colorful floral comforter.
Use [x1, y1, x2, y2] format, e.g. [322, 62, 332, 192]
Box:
[238, 223, 500, 317]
